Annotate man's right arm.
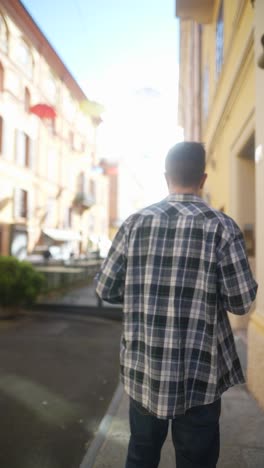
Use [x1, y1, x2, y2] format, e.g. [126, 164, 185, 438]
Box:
[95, 223, 127, 304]
[217, 231, 258, 315]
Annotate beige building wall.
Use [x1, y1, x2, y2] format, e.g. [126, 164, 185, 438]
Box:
[0, 1, 109, 259]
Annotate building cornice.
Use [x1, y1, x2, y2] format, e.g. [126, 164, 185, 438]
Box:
[0, 0, 87, 101]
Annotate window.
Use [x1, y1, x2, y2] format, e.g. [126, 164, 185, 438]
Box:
[14, 130, 31, 167]
[0, 62, 4, 92]
[16, 39, 33, 78]
[202, 65, 209, 120]
[62, 92, 75, 121]
[0, 13, 8, 53]
[24, 87, 30, 113]
[14, 188, 28, 218]
[63, 207, 72, 228]
[25, 135, 31, 166]
[44, 72, 57, 104]
[216, 1, 224, 79]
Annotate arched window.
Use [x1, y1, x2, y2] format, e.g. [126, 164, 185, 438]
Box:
[0, 62, 4, 92]
[24, 87, 30, 113]
[0, 13, 8, 53]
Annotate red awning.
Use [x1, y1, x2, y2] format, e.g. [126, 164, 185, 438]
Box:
[30, 103, 56, 119]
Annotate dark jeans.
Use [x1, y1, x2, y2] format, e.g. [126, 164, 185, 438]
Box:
[125, 397, 221, 468]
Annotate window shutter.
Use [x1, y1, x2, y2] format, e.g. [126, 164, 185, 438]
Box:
[84, 173, 89, 193]
[2, 122, 13, 160]
[28, 138, 36, 170]
[13, 188, 21, 219]
[15, 130, 26, 165]
[27, 190, 34, 220]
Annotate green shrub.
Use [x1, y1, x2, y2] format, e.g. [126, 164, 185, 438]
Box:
[0, 256, 46, 307]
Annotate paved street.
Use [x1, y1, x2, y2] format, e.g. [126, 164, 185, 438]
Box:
[0, 313, 122, 468]
[82, 331, 264, 468]
[2, 285, 264, 468]
[88, 383, 264, 468]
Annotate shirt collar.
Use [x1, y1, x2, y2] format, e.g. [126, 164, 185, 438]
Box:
[166, 193, 203, 203]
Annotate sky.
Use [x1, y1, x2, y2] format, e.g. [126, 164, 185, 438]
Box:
[21, 0, 179, 96]
[21, 0, 182, 209]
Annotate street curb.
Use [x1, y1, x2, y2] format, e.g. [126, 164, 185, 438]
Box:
[79, 382, 124, 468]
[30, 303, 123, 321]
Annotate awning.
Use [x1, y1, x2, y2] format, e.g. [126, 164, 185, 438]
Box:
[30, 103, 56, 119]
[42, 228, 82, 243]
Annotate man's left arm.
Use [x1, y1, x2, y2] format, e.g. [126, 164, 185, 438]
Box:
[217, 231, 258, 315]
[95, 223, 127, 304]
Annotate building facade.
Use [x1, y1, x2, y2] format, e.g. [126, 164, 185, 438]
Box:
[177, 0, 264, 408]
[0, 0, 108, 259]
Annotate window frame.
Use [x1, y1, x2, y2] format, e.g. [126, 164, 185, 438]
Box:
[216, 0, 224, 80]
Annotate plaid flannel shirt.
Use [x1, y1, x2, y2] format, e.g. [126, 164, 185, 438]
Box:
[95, 194, 258, 418]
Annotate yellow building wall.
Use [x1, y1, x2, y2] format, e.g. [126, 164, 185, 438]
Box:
[178, 0, 264, 410]
[205, 60, 255, 214]
[199, 1, 256, 334]
[202, 0, 255, 217]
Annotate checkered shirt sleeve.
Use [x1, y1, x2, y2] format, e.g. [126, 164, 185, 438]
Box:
[95, 222, 127, 304]
[217, 231, 257, 314]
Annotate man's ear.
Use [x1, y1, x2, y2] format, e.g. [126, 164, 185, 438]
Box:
[200, 173, 208, 189]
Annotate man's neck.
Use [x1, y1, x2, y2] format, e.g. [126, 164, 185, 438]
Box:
[169, 186, 200, 196]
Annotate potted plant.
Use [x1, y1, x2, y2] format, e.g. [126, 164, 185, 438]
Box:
[0, 256, 45, 319]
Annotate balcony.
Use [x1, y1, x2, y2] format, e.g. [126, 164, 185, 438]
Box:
[176, 0, 214, 24]
[73, 192, 95, 211]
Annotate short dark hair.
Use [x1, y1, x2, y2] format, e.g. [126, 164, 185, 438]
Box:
[165, 142, 206, 187]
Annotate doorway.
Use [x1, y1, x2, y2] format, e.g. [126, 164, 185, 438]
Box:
[229, 131, 256, 331]
[236, 133, 256, 259]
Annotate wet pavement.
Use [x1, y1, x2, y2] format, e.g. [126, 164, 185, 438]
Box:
[0, 313, 122, 468]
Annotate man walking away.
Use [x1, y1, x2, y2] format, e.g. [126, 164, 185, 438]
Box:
[95, 142, 258, 468]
